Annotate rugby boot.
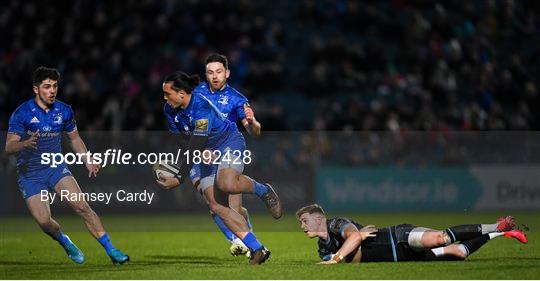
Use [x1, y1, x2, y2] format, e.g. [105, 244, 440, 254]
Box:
[249, 247, 271, 265]
[108, 248, 130, 264]
[230, 239, 250, 257]
[503, 230, 528, 244]
[260, 184, 282, 219]
[63, 240, 85, 264]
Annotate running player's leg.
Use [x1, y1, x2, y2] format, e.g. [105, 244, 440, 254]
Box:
[25, 193, 85, 264]
[217, 166, 282, 219]
[53, 173, 129, 264]
[53, 176, 105, 238]
[26, 194, 61, 239]
[227, 193, 250, 256]
[20, 170, 85, 264]
[196, 164, 246, 250]
[214, 137, 281, 218]
[229, 194, 252, 231]
[201, 182, 270, 264]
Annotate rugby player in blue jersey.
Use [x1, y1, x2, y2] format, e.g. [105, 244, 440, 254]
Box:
[157, 71, 281, 265]
[191, 53, 261, 257]
[5, 67, 129, 265]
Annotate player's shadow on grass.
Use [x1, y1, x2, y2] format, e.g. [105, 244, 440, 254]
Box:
[143, 255, 229, 265]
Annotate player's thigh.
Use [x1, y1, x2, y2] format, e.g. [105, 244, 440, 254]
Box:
[216, 147, 244, 189]
[25, 194, 52, 225]
[53, 176, 92, 213]
[421, 230, 448, 248]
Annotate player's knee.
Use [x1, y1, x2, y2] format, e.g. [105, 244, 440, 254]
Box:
[431, 232, 448, 247]
[217, 179, 236, 193]
[422, 231, 447, 248]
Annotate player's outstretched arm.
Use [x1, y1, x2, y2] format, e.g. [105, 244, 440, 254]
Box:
[5, 131, 38, 154]
[66, 130, 99, 177]
[319, 224, 377, 265]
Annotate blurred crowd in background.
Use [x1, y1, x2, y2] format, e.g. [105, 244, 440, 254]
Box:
[1, 0, 539, 132]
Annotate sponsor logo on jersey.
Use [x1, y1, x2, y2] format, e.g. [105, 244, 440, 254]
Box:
[62, 167, 70, 174]
[174, 116, 179, 123]
[42, 126, 52, 132]
[195, 119, 209, 132]
[30, 117, 40, 123]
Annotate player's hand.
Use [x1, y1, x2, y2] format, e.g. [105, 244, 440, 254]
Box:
[317, 260, 338, 265]
[156, 175, 180, 190]
[85, 160, 100, 178]
[359, 225, 378, 240]
[23, 130, 39, 150]
[244, 104, 254, 124]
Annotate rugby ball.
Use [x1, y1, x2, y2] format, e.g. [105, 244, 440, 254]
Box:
[152, 162, 180, 180]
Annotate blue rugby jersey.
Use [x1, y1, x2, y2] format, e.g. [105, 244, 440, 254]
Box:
[194, 82, 249, 123]
[163, 92, 238, 150]
[8, 99, 77, 172]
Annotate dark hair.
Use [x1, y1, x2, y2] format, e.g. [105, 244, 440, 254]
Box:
[205, 53, 228, 69]
[33, 66, 60, 86]
[296, 204, 326, 219]
[163, 71, 200, 93]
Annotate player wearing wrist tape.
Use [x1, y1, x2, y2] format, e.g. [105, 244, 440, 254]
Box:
[158, 71, 281, 265]
[296, 204, 528, 264]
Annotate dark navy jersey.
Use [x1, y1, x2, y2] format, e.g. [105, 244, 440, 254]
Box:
[318, 218, 363, 261]
[194, 82, 249, 123]
[8, 99, 77, 173]
[163, 92, 238, 149]
[318, 217, 395, 263]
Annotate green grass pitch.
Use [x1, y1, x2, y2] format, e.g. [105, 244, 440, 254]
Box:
[1, 212, 539, 279]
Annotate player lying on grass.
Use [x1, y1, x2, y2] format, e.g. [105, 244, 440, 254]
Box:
[296, 204, 528, 264]
[5, 67, 129, 265]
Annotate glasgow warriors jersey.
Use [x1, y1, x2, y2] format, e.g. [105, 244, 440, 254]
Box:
[318, 217, 396, 263]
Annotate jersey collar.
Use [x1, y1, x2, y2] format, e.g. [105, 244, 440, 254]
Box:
[31, 98, 56, 113]
[182, 93, 196, 112]
[208, 82, 228, 94]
